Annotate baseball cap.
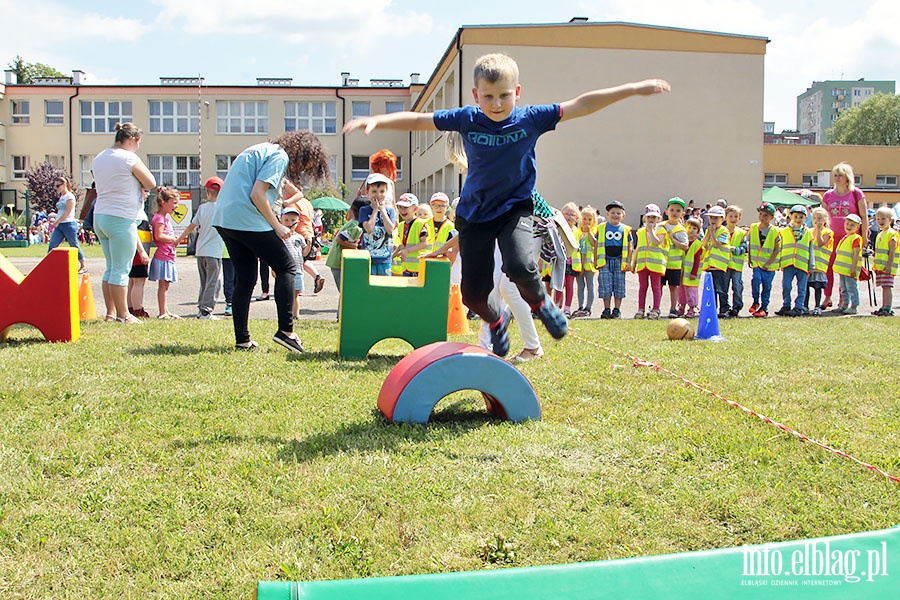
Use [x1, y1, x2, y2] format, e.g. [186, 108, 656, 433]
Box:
[757, 202, 776, 215]
[846, 214, 862, 224]
[707, 206, 726, 218]
[643, 203, 661, 217]
[667, 197, 686, 209]
[790, 204, 808, 216]
[365, 173, 391, 186]
[430, 192, 450, 204]
[716, 198, 728, 208]
[396, 193, 419, 207]
[605, 200, 625, 212]
[282, 206, 300, 216]
[204, 176, 224, 191]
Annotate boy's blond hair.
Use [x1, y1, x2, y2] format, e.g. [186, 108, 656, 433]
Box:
[473, 53, 519, 86]
[416, 204, 433, 220]
[875, 206, 893, 221]
[811, 206, 830, 224]
[725, 205, 742, 216]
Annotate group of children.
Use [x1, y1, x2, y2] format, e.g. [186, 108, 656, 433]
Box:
[548, 197, 899, 320]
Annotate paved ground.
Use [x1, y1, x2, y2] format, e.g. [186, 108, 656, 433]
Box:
[8, 253, 891, 323]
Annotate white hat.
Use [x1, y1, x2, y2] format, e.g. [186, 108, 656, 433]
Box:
[365, 173, 391, 186]
[643, 203, 662, 217]
[707, 206, 726, 217]
[396, 193, 419, 207]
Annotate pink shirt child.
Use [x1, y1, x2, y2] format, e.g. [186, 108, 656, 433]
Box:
[151, 213, 176, 262]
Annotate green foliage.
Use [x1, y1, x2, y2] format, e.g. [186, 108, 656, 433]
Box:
[23, 161, 80, 214]
[7, 54, 67, 84]
[0, 317, 897, 597]
[307, 179, 352, 235]
[828, 93, 900, 145]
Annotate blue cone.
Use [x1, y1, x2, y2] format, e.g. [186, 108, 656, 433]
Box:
[696, 272, 725, 341]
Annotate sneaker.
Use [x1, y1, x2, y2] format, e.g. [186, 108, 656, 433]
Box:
[752, 309, 768, 318]
[254, 293, 271, 302]
[811, 307, 822, 316]
[833, 306, 848, 314]
[535, 301, 568, 339]
[224, 304, 233, 316]
[600, 308, 612, 319]
[488, 310, 511, 357]
[611, 307, 621, 319]
[729, 308, 742, 317]
[132, 307, 151, 318]
[272, 330, 305, 354]
[749, 302, 760, 313]
[314, 275, 325, 294]
[668, 310, 680, 318]
[198, 312, 219, 320]
[235, 341, 259, 351]
[774, 306, 790, 316]
[717, 312, 730, 319]
[843, 307, 857, 315]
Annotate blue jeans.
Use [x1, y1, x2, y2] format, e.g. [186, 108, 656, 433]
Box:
[726, 268, 744, 311]
[710, 269, 729, 312]
[781, 266, 809, 311]
[751, 268, 776, 311]
[839, 275, 859, 308]
[48, 221, 85, 263]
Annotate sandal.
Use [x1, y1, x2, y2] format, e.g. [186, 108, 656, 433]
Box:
[633, 310, 645, 319]
[158, 313, 182, 320]
[116, 314, 143, 324]
[104, 314, 117, 322]
[648, 309, 661, 320]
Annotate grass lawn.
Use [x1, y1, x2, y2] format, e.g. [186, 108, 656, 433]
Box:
[0, 316, 898, 598]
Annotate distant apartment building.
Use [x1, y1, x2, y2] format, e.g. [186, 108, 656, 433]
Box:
[764, 122, 816, 145]
[797, 79, 895, 144]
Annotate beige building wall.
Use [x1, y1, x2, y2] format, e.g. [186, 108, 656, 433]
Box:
[409, 23, 768, 219]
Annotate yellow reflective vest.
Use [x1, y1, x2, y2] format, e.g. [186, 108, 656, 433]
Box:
[779, 226, 814, 272]
[430, 218, 455, 253]
[874, 229, 899, 277]
[811, 227, 834, 273]
[595, 223, 631, 271]
[727, 227, 747, 271]
[747, 223, 781, 270]
[392, 218, 431, 274]
[703, 226, 731, 272]
[572, 226, 597, 273]
[663, 222, 687, 270]
[682, 239, 704, 287]
[633, 226, 668, 274]
[832, 233, 863, 278]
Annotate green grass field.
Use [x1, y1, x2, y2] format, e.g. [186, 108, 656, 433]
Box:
[0, 316, 898, 598]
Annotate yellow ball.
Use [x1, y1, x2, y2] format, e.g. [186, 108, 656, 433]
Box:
[666, 317, 694, 340]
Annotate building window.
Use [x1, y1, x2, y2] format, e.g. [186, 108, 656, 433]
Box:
[802, 174, 818, 187]
[215, 154, 237, 180]
[284, 101, 337, 135]
[329, 155, 338, 183]
[11, 100, 30, 125]
[148, 155, 200, 188]
[80, 155, 93, 187]
[385, 102, 405, 114]
[45, 101, 64, 125]
[46, 155, 66, 169]
[395, 156, 403, 181]
[351, 155, 370, 180]
[216, 101, 268, 134]
[12, 156, 29, 179]
[149, 100, 200, 134]
[351, 101, 371, 118]
[80, 101, 133, 134]
[854, 175, 862, 186]
[764, 173, 787, 185]
[876, 175, 898, 187]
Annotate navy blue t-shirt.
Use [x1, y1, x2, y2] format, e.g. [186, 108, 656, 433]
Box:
[433, 104, 561, 223]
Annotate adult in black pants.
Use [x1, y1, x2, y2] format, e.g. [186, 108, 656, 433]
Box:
[212, 130, 330, 351]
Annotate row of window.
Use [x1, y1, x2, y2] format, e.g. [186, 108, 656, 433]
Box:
[9, 100, 406, 134]
[11, 153, 401, 186]
[766, 173, 899, 187]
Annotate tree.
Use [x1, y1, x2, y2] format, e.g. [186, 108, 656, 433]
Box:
[7, 54, 67, 84]
[24, 161, 80, 215]
[828, 93, 900, 145]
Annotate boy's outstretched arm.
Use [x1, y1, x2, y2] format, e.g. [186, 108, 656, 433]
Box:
[343, 111, 438, 135]
[559, 79, 670, 122]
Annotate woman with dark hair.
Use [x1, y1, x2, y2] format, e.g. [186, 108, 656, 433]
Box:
[47, 175, 86, 273]
[92, 122, 157, 323]
[213, 130, 330, 352]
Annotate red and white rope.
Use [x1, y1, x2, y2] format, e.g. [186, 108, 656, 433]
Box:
[569, 331, 900, 485]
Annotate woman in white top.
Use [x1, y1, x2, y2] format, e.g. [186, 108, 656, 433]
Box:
[47, 175, 86, 273]
[91, 122, 157, 323]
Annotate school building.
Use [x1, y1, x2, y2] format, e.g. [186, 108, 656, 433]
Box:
[1, 19, 897, 217]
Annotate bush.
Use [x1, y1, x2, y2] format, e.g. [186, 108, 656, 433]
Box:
[24, 161, 81, 214]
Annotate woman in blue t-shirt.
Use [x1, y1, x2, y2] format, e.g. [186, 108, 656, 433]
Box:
[213, 130, 330, 353]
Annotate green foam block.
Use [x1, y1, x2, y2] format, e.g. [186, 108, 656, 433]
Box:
[258, 525, 899, 599]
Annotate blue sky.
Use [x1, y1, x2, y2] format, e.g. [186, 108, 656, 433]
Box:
[3, 0, 900, 130]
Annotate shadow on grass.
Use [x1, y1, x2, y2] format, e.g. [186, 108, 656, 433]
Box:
[129, 343, 233, 356]
[170, 399, 500, 462]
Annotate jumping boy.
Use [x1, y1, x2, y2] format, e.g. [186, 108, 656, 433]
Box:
[343, 52, 669, 356]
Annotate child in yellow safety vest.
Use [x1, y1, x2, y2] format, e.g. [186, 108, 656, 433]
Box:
[554, 202, 581, 317]
[747, 202, 783, 318]
[723, 205, 748, 317]
[661, 197, 689, 318]
[572, 205, 598, 318]
[871, 206, 898, 316]
[596, 201, 632, 319]
[631, 203, 668, 319]
[701, 205, 732, 317]
[428, 192, 455, 253]
[775, 205, 816, 317]
[805, 207, 833, 316]
[678, 217, 704, 317]
[832, 214, 864, 314]
[392, 193, 432, 277]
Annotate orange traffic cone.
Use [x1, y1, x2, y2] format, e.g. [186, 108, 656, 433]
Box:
[447, 283, 470, 334]
[79, 272, 97, 321]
